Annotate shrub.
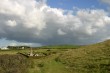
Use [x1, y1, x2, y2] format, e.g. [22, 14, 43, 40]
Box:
[0, 54, 32, 73]
[37, 63, 44, 67]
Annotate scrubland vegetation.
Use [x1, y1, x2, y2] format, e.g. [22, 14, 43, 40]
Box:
[0, 40, 110, 73]
[0, 54, 33, 73]
[58, 40, 110, 73]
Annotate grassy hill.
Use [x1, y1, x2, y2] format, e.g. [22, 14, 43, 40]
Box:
[58, 40, 110, 73]
[38, 45, 81, 49]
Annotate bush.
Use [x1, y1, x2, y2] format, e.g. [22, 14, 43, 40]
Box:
[37, 63, 44, 67]
[0, 54, 32, 73]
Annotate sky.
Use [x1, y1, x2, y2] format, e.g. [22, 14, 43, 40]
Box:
[0, 0, 110, 47]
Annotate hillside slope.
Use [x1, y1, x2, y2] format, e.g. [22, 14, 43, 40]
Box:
[39, 45, 81, 49]
[58, 40, 110, 73]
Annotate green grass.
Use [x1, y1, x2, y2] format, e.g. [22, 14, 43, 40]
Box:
[0, 49, 71, 73]
[58, 40, 110, 73]
[28, 50, 71, 73]
[36, 54, 71, 73]
[38, 45, 81, 49]
[0, 40, 110, 73]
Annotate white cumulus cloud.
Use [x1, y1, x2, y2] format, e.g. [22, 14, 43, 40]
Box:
[0, 0, 110, 45]
[6, 20, 17, 27]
